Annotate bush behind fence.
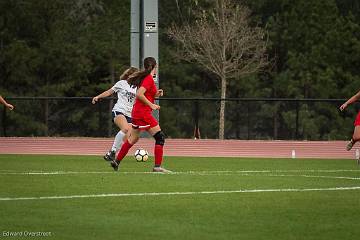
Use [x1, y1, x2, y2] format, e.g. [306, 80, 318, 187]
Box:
[0, 97, 357, 140]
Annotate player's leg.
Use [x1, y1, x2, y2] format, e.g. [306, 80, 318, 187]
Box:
[111, 128, 140, 171]
[347, 126, 360, 151]
[148, 125, 171, 173]
[104, 113, 131, 161]
[113, 114, 131, 148]
[347, 112, 360, 151]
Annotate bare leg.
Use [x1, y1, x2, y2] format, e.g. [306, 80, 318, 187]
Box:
[104, 115, 131, 161]
[347, 126, 360, 151]
[110, 128, 140, 171]
[112, 115, 131, 150]
[352, 126, 360, 142]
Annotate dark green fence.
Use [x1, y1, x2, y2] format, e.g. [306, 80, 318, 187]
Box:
[0, 97, 357, 140]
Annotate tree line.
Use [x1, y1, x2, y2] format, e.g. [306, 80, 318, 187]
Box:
[0, 0, 360, 139]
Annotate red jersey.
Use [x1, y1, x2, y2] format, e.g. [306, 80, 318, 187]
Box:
[132, 74, 157, 119]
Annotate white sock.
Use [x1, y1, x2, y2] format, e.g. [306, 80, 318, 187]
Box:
[112, 130, 126, 152]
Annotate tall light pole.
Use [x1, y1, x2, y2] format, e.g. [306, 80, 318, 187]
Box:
[131, 0, 158, 84]
[130, 0, 141, 68]
[131, 0, 159, 119]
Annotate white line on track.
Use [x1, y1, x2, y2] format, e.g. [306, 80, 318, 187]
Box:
[1, 186, 360, 201]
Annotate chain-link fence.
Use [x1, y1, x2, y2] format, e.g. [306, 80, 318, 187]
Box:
[0, 97, 357, 140]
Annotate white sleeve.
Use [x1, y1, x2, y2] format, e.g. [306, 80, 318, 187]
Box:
[111, 81, 123, 93]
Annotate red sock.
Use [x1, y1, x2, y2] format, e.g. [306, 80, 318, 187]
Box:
[116, 141, 133, 162]
[154, 144, 163, 166]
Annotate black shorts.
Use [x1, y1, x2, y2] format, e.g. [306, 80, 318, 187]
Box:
[112, 111, 132, 123]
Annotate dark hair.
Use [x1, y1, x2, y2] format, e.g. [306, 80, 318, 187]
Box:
[127, 57, 157, 88]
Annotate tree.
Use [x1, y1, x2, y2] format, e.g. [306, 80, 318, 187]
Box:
[168, 0, 269, 139]
[0, 0, 131, 137]
[263, 0, 360, 139]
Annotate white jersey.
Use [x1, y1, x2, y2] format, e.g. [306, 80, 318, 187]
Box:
[111, 80, 137, 117]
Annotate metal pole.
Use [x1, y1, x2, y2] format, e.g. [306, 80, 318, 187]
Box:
[142, 0, 158, 83]
[142, 0, 159, 121]
[131, 0, 159, 121]
[131, 0, 158, 76]
[131, 0, 141, 68]
[193, 101, 200, 139]
[295, 101, 299, 139]
[247, 103, 250, 140]
[44, 99, 49, 136]
[2, 107, 6, 137]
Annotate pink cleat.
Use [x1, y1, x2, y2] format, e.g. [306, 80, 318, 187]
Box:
[152, 167, 172, 173]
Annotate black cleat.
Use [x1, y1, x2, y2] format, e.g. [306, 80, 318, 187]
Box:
[110, 160, 119, 171]
[104, 150, 116, 161]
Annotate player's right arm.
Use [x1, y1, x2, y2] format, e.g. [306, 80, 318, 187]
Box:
[0, 95, 14, 110]
[340, 90, 360, 111]
[92, 89, 115, 104]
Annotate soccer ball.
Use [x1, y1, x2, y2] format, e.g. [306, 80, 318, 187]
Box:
[134, 149, 149, 162]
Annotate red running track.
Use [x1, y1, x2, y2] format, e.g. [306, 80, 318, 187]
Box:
[0, 137, 358, 159]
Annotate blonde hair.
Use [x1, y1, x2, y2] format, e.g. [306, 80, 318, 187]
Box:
[120, 67, 139, 80]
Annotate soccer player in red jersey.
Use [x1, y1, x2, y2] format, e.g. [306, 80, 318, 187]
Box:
[110, 57, 171, 173]
[340, 90, 360, 150]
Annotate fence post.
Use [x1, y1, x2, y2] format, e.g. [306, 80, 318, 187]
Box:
[44, 98, 49, 136]
[193, 100, 200, 139]
[107, 99, 114, 137]
[2, 107, 6, 137]
[98, 102, 102, 136]
[247, 103, 250, 140]
[295, 101, 299, 139]
[273, 101, 279, 140]
[236, 100, 240, 138]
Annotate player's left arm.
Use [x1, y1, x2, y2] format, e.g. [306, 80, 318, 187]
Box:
[155, 89, 164, 98]
[136, 87, 160, 110]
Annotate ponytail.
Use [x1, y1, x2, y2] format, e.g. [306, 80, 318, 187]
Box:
[127, 57, 157, 88]
[127, 69, 152, 88]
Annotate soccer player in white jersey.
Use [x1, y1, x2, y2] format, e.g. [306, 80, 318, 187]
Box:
[92, 67, 138, 161]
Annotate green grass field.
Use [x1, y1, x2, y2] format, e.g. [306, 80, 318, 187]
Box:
[0, 154, 360, 240]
